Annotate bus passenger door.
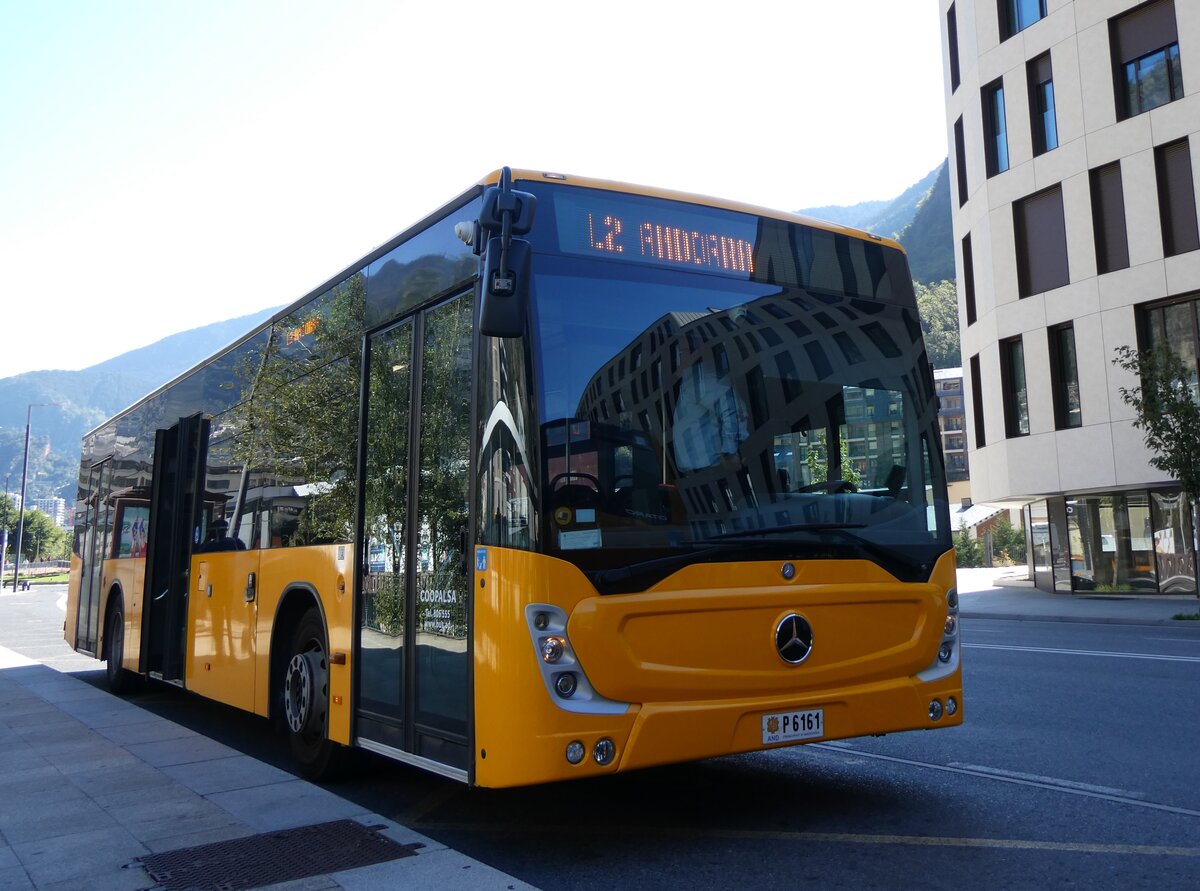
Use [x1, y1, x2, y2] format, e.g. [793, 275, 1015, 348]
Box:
[142, 415, 209, 685]
[75, 459, 113, 656]
[356, 292, 473, 774]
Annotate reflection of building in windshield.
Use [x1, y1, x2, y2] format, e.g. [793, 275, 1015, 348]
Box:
[569, 291, 936, 537]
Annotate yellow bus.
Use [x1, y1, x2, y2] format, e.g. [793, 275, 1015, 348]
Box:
[65, 168, 961, 787]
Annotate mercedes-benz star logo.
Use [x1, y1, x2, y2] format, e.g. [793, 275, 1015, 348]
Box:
[775, 613, 814, 664]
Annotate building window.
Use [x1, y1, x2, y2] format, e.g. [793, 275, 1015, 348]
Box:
[948, 4, 961, 92]
[1111, 0, 1183, 119]
[970, 353, 986, 448]
[1090, 161, 1130, 273]
[1014, 184, 1069, 297]
[1049, 323, 1082, 429]
[1000, 337, 1030, 437]
[1155, 138, 1200, 257]
[1028, 53, 1058, 155]
[954, 116, 968, 207]
[1000, 0, 1046, 41]
[962, 234, 977, 326]
[1143, 295, 1200, 398]
[983, 79, 1009, 177]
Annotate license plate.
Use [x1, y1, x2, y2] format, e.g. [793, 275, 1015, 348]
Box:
[762, 708, 824, 744]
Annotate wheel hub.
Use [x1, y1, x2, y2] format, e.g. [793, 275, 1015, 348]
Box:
[284, 651, 321, 734]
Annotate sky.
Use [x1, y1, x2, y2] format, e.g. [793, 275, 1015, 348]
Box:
[0, 1, 950, 380]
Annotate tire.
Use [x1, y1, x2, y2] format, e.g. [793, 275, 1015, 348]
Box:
[283, 608, 342, 779]
[104, 601, 131, 695]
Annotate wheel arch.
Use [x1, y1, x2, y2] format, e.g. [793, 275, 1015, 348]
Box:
[268, 583, 328, 723]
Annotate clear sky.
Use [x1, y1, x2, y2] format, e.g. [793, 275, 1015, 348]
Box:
[0, 1, 949, 380]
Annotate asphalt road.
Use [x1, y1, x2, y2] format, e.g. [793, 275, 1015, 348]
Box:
[3, 584, 1199, 889]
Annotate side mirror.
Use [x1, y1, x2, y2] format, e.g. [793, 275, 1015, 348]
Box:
[480, 236, 531, 338]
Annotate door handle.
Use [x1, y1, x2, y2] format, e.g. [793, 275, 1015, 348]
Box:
[245, 572, 257, 603]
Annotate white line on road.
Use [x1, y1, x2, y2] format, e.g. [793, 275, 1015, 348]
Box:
[810, 743, 1200, 819]
[964, 642, 1200, 663]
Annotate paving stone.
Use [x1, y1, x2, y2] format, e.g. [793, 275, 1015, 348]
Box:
[12, 826, 148, 886]
[162, 754, 294, 795]
[95, 717, 199, 747]
[125, 734, 239, 767]
[207, 779, 370, 832]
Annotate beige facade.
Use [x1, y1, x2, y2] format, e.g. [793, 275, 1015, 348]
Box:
[941, 0, 1198, 593]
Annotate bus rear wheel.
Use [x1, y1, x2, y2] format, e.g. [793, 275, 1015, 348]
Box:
[105, 601, 131, 695]
[283, 608, 340, 779]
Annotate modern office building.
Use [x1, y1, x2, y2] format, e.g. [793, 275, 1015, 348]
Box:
[940, 0, 1198, 594]
[934, 367, 971, 490]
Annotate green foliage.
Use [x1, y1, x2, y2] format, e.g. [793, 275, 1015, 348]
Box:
[1113, 344, 1200, 505]
[1, 503, 68, 562]
[804, 435, 861, 488]
[954, 528, 983, 568]
[914, 280, 961, 370]
[990, 514, 1026, 565]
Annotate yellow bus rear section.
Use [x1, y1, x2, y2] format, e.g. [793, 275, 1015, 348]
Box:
[473, 548, 960, 788]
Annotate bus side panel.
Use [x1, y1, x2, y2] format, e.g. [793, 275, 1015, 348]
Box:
[255, 545, 354, 746]
[474, 547, 638, 788]
[185, 551, 260, 712]
[65, 554, 83, 650]
[109, 556, 146, 673]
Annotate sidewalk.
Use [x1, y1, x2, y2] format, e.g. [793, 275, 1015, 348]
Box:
[0, 645, 535, 891]
[956, 566, 1200, 625]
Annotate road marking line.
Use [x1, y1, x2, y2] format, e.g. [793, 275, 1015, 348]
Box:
[414, 822, 1200, 857]
[946, 764, 1141, 798]
[964, 642, 1200, 663]
[809, 744, 1200, 818]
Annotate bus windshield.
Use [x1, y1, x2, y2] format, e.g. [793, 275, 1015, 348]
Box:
[531, 255, 951, 589]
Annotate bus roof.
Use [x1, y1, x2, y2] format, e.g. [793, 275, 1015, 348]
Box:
[484, 169, 907, 253]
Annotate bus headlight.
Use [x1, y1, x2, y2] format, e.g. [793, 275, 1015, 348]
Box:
[541, 636, 566, 663]
[554, 672, 577, 698]
[593, 738, 616, 766]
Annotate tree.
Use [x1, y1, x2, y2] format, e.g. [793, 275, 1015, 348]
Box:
[1112, 344, 1200, 588]
[914, 280, 961, 369]
[954, 527, 983, 568]
[991, 513, 1026, 565]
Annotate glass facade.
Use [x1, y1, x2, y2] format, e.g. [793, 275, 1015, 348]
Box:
[1025, 491, 1196, 595]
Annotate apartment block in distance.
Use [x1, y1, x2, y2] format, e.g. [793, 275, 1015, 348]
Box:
[940, 0, 1198, 594]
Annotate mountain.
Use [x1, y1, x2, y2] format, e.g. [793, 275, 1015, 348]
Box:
[897, 161, 954, 283]
[798, 160, 954, 285]
[0, 306, 279, 503]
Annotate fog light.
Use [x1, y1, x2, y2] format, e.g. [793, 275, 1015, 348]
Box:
[554, 672, 577, 698]
[541, 636, 565, 663]
[947, 589, 958, 610]
[946, 696, 958, 717]
[534, 612, 550, 631]
[593, 738, 616, 766]
[566, 740, 585, 764]
[929, 699, 943, 721]
[938, 641, 954, 663]
[944, 614, 958, 636]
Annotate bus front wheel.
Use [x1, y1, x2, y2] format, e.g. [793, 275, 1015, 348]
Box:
[283, 608, 340, 778]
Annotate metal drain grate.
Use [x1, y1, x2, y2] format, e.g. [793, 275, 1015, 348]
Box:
[137, 819, 422, 890]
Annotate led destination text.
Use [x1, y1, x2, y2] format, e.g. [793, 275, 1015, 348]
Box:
[585, 212, 755, 273]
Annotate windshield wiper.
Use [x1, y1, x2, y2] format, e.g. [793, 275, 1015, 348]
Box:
[703, 522, 866, 540]
[586, 539, 806, 594]
[697, 523, 917, 579]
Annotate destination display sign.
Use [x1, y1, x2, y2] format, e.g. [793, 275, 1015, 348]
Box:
[554, 190, 758, 276]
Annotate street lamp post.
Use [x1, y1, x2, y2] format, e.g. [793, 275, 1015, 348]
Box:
[2, 474, 10, 577]
[11, 404, 56, 591]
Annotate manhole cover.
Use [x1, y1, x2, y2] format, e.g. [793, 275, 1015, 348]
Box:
[137, 819, 422, 890]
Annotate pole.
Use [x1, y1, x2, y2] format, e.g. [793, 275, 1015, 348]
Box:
[11, 407, 33, 591]
[11, 403, 55, 591]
